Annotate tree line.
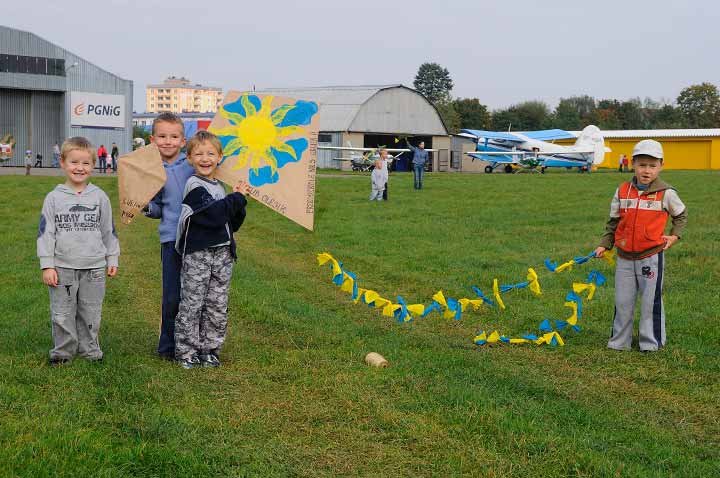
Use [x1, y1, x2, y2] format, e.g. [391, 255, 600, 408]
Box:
[413, 63, 720, 133]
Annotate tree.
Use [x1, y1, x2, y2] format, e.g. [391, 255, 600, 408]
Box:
[133, 125, 151, 147]
[435, 100, 461, 134]
[491, 101, 552, 131]
[553, 95, 597, 129]
[617, 98, 645, 129]
[648, 104, 684, 128]
[452, 98, 491, 130]
[413, 63, 454, 104]
[677, 83, 720, 128]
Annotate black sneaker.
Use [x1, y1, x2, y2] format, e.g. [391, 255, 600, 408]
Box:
[49, 357, 69, 366]
[177, 356, 201, 369]
[199, 353, 221, 368]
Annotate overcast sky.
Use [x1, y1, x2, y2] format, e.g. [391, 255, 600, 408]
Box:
[4, 0, 718, 112]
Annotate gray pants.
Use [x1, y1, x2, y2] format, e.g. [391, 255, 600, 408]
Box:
[369, 183, 384, 201]
[608, 253, 665, 351]
[49, 267, 106, 360]
[175, 246, 233, 361]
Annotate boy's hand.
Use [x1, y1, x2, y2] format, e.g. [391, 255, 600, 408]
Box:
[662, 235, 679, 250]
[42, 268, 58, 287]
[107, 266, 118, 277]
[593, 246, 606, 258]
[234, 181, 250, 196]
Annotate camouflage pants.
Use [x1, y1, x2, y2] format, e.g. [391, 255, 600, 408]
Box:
[175, 246, 233, 361]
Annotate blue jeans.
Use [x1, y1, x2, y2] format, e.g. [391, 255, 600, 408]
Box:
[413, 164, 424, 189]
[99, 156, 107, 173]
[159, 242, 183, 357]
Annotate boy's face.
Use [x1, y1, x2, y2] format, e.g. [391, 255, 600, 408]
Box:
[188, 141, 221, 179]
[61, 149, 94, 186]
[151, 121, 186, 162]
[633, 155, 663, 185]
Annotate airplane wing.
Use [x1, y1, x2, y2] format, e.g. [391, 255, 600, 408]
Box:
[460, 130, 525, 143]
[318, 146, 437, 152]
[520, 129, 576, 141]
[465, 151, 528, 156]
[466, 152, 517, 164]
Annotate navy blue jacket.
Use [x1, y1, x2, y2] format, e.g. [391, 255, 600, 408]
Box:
[175, 176, 247, 258]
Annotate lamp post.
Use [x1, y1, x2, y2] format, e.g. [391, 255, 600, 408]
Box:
[65, 61, 79, 74]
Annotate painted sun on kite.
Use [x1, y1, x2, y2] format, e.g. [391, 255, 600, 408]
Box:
[210, 94, 319, 187]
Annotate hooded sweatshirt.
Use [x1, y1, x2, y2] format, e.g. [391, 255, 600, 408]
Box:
[144, 154, 195, 243]
[37, 183, 120, 270]
[599, 177, 687, 260]
[175, 175, 247, 258]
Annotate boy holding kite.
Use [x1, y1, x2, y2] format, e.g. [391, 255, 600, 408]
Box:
[594, 140, 687, 352]
[174, 131, 249, 368]
[143, 112, 195, 360]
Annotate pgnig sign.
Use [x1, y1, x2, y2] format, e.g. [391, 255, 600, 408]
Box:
[70, 91, 125, 129]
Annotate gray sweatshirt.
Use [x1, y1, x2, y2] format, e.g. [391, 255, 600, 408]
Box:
[37, 183, 120, 270]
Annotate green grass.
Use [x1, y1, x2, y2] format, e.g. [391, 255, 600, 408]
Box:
[0, 171, 718, 477]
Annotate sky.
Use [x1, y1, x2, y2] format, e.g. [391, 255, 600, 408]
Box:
[4, 0, 719, 113]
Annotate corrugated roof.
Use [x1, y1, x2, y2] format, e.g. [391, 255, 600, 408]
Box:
[570, 129, 720, 138]
[252, 85, 403, 131]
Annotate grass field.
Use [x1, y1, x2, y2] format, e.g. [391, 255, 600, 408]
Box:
[0, 170, 718, 477]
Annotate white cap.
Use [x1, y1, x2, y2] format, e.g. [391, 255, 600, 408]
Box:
[632, 139, 663, 159]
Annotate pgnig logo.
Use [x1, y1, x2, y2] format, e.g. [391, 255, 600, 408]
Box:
[74, 102, 121, 117]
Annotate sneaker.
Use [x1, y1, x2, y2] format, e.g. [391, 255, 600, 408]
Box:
[199, 353, 221, 368]
[177, 356, 201, 369]
[49, 357, 69, 366]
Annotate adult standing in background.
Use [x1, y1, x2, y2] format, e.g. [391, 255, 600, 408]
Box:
[406, 139, 428, 190]
[618, 154, 625, 172]
[111, 142, 119, 173]
[97, 144, 108, 173]
[52, 143, 61, 168]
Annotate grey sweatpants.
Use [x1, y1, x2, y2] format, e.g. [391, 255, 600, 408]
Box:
[175, 246, 233, 361]
[608, 252, 666, 351]
[49, 267, 106, 360]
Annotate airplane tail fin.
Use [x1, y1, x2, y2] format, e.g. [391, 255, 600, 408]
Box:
[574, 125, 606, 165]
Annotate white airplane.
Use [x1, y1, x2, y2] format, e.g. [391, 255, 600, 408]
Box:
[461, 125, 609, 174]
[318, 142, 438, 171]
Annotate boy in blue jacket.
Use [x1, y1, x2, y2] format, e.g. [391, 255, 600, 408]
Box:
[174, 131, 248, 368]
[143, 112, 194, 360]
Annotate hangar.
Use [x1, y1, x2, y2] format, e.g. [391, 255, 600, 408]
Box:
[253, 85, 449, 171]
[0, 25, 132, 167]
[582, 129, 720, 170]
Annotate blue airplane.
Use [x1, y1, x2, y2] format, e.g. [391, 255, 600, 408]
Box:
[462, 125, 609, 174]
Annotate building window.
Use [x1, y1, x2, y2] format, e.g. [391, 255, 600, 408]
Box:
[0, 54, 65, 76]
[318, 134, 333, 143]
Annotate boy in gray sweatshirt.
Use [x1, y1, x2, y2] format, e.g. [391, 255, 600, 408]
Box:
[37, 137, 120, 365]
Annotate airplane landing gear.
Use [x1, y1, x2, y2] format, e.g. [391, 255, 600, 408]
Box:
[484, 165, 493, 174]
[504, 165, 513, 174]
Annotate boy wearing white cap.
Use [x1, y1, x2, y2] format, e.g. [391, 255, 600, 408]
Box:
[594, 139, 688, 352]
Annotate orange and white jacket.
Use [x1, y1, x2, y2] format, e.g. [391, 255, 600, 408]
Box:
[599, 178, 687, 260]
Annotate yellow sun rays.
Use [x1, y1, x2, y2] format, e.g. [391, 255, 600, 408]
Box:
[211, 95, 302, 174]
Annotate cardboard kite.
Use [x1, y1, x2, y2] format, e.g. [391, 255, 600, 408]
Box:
[208, 91, 320, 231]
[117, 144, 166, 225]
